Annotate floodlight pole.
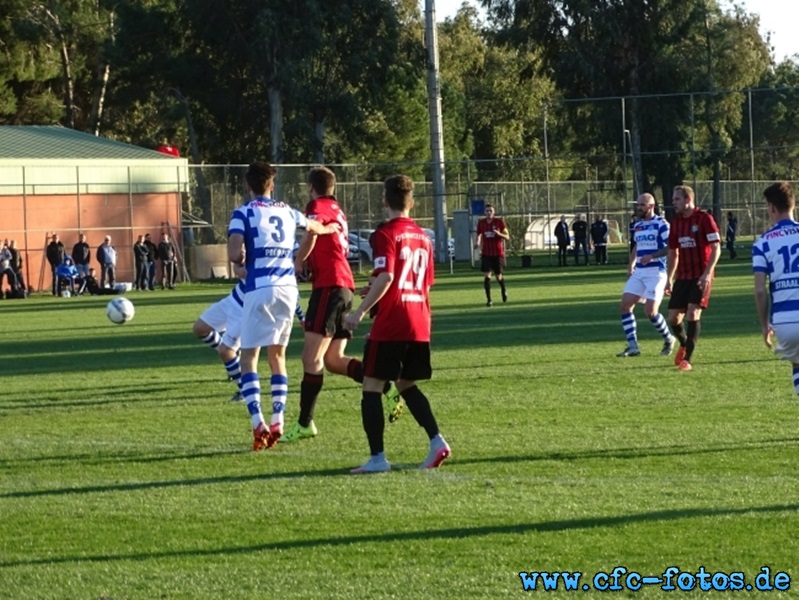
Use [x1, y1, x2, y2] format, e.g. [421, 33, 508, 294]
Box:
[424, 0, 448, 264]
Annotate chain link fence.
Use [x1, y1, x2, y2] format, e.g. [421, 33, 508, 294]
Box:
[185, 162, 777, 253]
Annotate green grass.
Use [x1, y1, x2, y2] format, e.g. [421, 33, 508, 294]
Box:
[1, 256, 797, 599]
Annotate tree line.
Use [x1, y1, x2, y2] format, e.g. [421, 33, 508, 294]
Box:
[2, 0, 799, 208]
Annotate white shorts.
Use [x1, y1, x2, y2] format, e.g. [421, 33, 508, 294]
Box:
[623, 268, 667, 302]
[199, 295, 243, 350]
[240, 285, 298, 349]
[773, 322, 799, 363]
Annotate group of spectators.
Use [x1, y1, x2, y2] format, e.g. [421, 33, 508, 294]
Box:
[44, 231, 179, 297]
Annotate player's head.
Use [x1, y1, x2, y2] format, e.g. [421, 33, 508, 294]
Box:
[763, 181, 795, 218]
[672, 185, 695, 215]
[308, 166, 336, 197]
[384, 175, 414, 212]
[636, 193, 656, 219]
[245, 161, 276, 196]
[485, 204, 495, 217]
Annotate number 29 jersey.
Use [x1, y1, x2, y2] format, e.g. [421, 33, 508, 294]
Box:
[369, 217, 435, 342]
[752, 218, 799, 326]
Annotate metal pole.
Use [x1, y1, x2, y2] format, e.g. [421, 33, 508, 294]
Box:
[621, 97, 628, 207]
[544, 103, 552, 265]
[424, 0, 448, 264]
[748, 88, 756, 205]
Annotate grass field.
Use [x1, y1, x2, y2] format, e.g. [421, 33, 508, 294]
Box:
[1, 253, 797, 599]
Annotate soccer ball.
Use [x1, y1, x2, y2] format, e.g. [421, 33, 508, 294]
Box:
[106, 297, 135, 324]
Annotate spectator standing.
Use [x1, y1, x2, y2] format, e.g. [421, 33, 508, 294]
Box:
[572, 215, 589, 265]
[96, 236, 117, 289]
[590, 215, 609, 265]
[7, 239, 24, 290]
[726, 211, 738, 260]
[133, 235, 149, 291]
[71, 233, 91, 278]
[158, 232, 178, 289]
[46, 233, 65, 295]
[0, 240, 18, 294]
[554, 216, 571, 267]
[143, 233, 158, 290]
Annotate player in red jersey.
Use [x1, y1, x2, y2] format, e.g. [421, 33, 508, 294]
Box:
[475, 203, 510, 306]
[345, 174, 451, 473]
[665, 185, 721, 371]
[282, 166, 401, 443]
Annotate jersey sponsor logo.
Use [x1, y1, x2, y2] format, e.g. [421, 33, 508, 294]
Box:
[765, 227, 799, 239]
[678, 236, 697, 248]
[774, 278, 799, 291]
[374, 256, 386, 268]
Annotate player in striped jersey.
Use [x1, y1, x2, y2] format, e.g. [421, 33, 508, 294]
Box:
[227, 161, 338, 451]
[616, 193, 676, 357]
[753, 181, 799, 394]
[666, 185, 721, 371]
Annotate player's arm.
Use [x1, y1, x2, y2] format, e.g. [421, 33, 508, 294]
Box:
[699, 242, 722, 290]
[495, 221, 510, 240]
[665, 248, 679, 294]
[294, 231, 316, 272]
[753, 271, 773, 349]
[305, 220, 338, 236]
[345, 271, 392, 330]
[228, 233, 245, 266]
[627, 245, 636, 275]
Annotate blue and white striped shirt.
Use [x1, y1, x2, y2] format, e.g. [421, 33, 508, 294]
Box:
[633, 215, 670, 270]
[753, 218, 799, 325]
[228, 197, 308, 293]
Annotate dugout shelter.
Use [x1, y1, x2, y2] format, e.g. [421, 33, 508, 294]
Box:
[0, 126, 188, 291]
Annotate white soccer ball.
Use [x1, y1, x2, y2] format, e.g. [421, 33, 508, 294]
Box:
[106, 297, 135, 324]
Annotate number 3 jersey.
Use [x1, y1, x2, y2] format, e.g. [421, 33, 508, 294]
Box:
[752, 218, 799, 325]
[369, 217, 435, 342]
[228, 196, 307, 292]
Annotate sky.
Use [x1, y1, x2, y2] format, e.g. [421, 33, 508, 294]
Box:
[429, 0, 799, 63]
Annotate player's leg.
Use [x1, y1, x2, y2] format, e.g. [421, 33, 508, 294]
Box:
[351, 340, 399, 474]
[239, 345, 269, 451]
[495, 258, 507, 303]
[618, 293, 641, 357]
[192, 318, 221, 349]
[218, 342, 242, 402]
[683, 304, 703, 367]
[396, 342, 450, 469]
[482, 270, 494, 306]
[643, 271, 675, 355]
[265, 343, 289, 446]
[281, 330, 330, 442]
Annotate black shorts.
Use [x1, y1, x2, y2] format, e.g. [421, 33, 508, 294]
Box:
[668, 278, 712, 311]
[303, 287, 354, 339]
[362, 340, 432, 382]
[481, 255, 504, 276]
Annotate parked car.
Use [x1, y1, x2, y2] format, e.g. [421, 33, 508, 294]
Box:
[347, 231, 373, 263]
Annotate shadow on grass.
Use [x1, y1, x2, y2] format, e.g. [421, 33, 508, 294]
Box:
[4, 436, 797, 500]
[1, 502, 796, 568]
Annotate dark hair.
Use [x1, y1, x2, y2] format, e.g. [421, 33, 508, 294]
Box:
[308, 166, 336, 196]
[763, 181, 795, 213]
[485, 203, 495, 211]
[384, 175, 414, 211]
[245, 161, 277, 196]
